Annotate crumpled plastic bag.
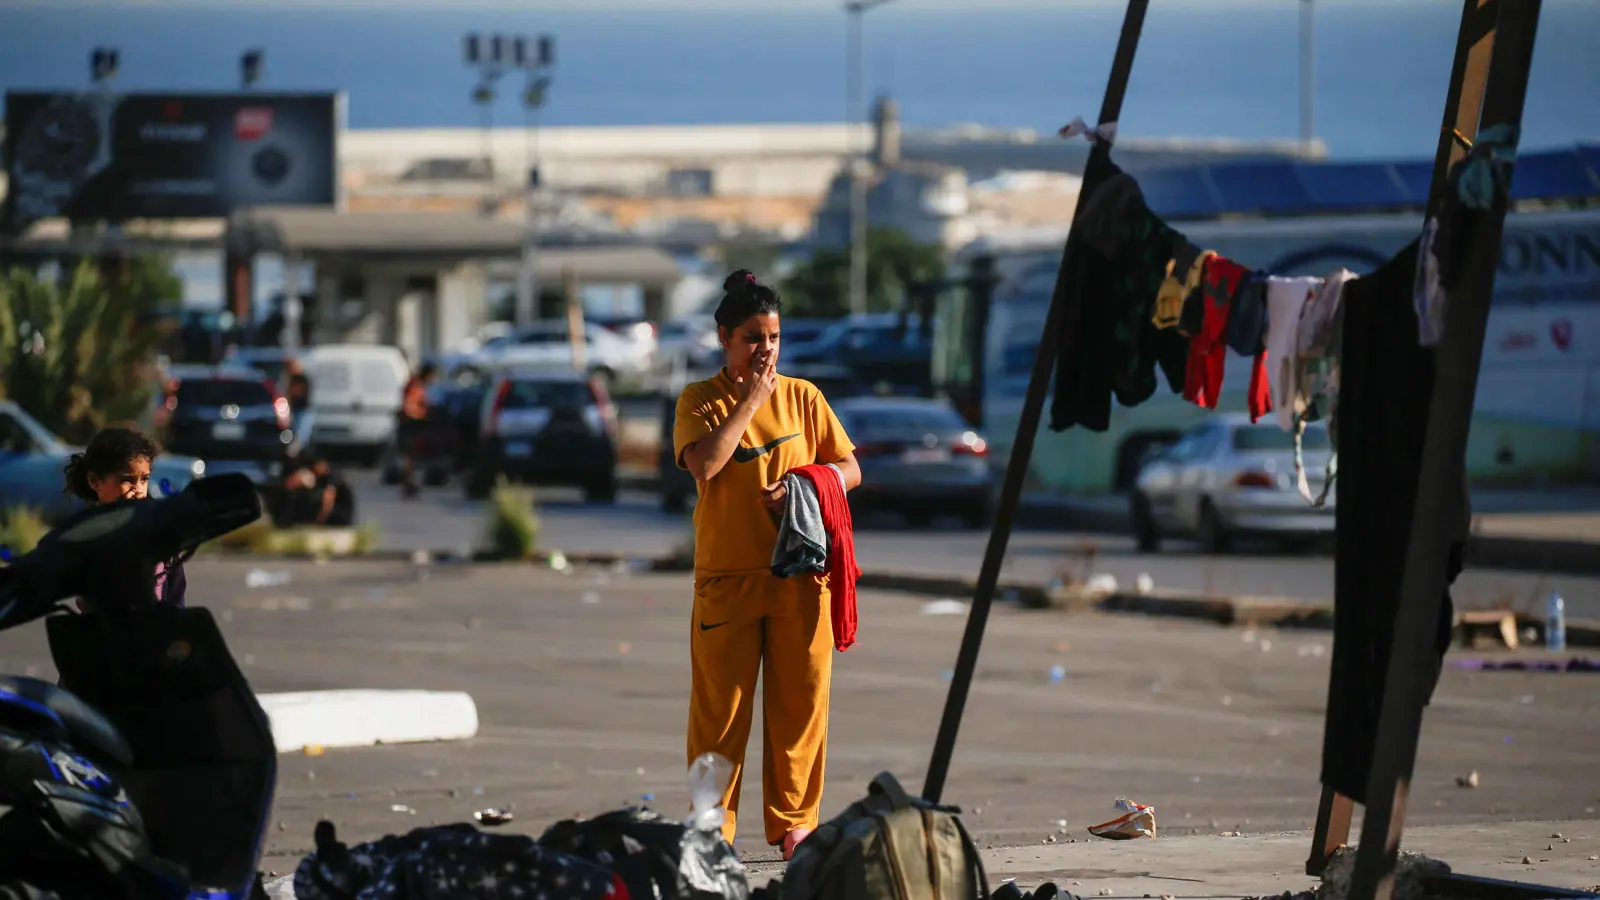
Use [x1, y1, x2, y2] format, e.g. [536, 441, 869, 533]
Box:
[538, 753, 748, 900]
[262, 874, 297, 899]
[1087, 797, 1156, 840]
[679, 752, 749, 900]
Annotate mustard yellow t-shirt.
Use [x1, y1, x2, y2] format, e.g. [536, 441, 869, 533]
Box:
[674, 370, 855, 577]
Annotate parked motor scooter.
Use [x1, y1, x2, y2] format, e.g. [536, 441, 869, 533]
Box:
[0, 474, 277, 900]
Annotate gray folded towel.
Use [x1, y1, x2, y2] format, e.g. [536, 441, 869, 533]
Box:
[771, 465, 842, 578]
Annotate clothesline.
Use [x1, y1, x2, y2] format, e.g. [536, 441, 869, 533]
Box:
[1047, 152, 1481, 506]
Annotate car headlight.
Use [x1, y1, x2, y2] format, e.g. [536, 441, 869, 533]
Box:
[190, 459, 206, 478]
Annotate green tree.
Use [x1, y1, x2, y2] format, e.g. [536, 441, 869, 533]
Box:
[780, 228, 946, 318]
[0, 256, 180, 443]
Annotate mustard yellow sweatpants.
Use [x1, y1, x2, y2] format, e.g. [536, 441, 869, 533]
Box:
[687, 571, 833, 846]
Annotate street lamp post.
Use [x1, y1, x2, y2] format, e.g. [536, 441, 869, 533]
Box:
[1299, 0, 1315, 151]
[516, 35, 555, 329]
[90, 46, 119, 86]
[845, 0, 896, 317]
[465, 31, 555, 328]
[464, 33, 505, 187]
[241, 48, 264, 90]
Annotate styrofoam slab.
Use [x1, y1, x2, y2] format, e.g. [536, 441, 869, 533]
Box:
[257, 690, 479, 753]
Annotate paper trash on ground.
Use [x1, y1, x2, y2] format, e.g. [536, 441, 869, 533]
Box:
[1087, 797, 1156, 840]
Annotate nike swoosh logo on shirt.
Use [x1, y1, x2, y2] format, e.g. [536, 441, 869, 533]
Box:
[700, 621, 729, 632]
[732, 433, 800, 464]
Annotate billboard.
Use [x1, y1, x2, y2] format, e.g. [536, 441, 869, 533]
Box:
[3, 91, 341, 229]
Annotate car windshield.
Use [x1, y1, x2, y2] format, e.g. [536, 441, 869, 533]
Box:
[358, 361, 401, 394]
[846, 405, 967, 433]
[1233, 425, 1330, 452]
[176, 380, 273, 407]
[501, 380, 590, 410]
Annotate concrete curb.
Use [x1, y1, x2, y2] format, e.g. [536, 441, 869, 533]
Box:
[215, 531, 1600, 578]
[228, 547, 1600, 649]
[257, 690, 479, 754]
[1466, 534, 1600, 575]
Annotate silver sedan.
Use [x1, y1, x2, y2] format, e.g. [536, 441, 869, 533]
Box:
[1130, 414, 1335, 553]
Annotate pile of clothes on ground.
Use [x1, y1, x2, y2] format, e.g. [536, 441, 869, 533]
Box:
[283, 808, 751, 900]
[273, 754, 753, 900]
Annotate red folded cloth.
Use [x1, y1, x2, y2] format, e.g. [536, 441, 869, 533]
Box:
[792, 463, 861, 652]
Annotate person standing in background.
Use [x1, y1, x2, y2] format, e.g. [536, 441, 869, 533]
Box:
[397, 363, 438, 499]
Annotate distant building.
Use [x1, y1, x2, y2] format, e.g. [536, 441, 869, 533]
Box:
[813, 97, 980, 251]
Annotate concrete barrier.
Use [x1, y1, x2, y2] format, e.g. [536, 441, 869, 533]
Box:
[257, 690, 479, 754]
[1465, 535, 1600, 575]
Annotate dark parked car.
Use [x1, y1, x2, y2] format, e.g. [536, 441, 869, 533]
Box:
[659, 393, 696, 513]
[833, 396, 995, 528]
[466, 370, 620, 503]
[784, 314, 932, 394]
[164, 370, 294, 466]
[771, 318, 832, 355]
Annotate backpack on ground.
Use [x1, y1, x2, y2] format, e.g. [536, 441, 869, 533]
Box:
[782, 772, 990, 900]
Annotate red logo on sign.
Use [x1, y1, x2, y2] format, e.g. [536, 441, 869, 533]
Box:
[162, 101, 183, 120]
[234, 107, 274, 141]
[1551, 318, 1573, 351]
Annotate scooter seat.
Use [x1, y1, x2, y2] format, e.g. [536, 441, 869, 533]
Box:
[0, 675, 134, 767]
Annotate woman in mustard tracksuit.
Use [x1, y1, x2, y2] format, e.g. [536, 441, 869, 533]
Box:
[674, 270, 861, 860]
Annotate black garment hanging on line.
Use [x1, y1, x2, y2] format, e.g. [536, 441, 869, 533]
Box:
[1320, 239, 1465, 804]
[1049, 163, 1187, 433]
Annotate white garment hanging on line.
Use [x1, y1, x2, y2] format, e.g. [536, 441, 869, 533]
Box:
[1264, 276, 1324, 433]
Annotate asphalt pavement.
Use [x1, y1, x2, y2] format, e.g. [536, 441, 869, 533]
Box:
[0, 559, 1591, 878]
[348, 470, 1600, 620]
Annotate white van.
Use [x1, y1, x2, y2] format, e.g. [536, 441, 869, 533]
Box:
[304, 344, 411, 463]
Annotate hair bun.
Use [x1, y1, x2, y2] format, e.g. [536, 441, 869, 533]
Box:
[723, 269, 757, 292]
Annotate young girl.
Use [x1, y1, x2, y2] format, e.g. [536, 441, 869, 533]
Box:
[62, 427, 187, 608]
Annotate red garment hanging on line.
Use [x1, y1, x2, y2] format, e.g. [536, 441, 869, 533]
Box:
[1183, 256, 1251, 410]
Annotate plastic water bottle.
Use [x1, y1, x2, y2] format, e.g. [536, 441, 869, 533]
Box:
[1546, 591, 1567, 652]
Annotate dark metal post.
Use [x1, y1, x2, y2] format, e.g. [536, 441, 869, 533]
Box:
[921, 0, 1150, 804]
[1304, 0, 1499, 878]
[1347, 2, 1542, 899]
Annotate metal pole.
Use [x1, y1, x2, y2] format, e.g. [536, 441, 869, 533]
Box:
[517, 104, 540, 328]
[479, 97, 493, 178]
[1299, 0, 1315, 149]
[282, 253, 302, 364]
[921, 0, 1151, 805]
[1347, 3, 1540, 899]
[847, 6, 868, 316]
